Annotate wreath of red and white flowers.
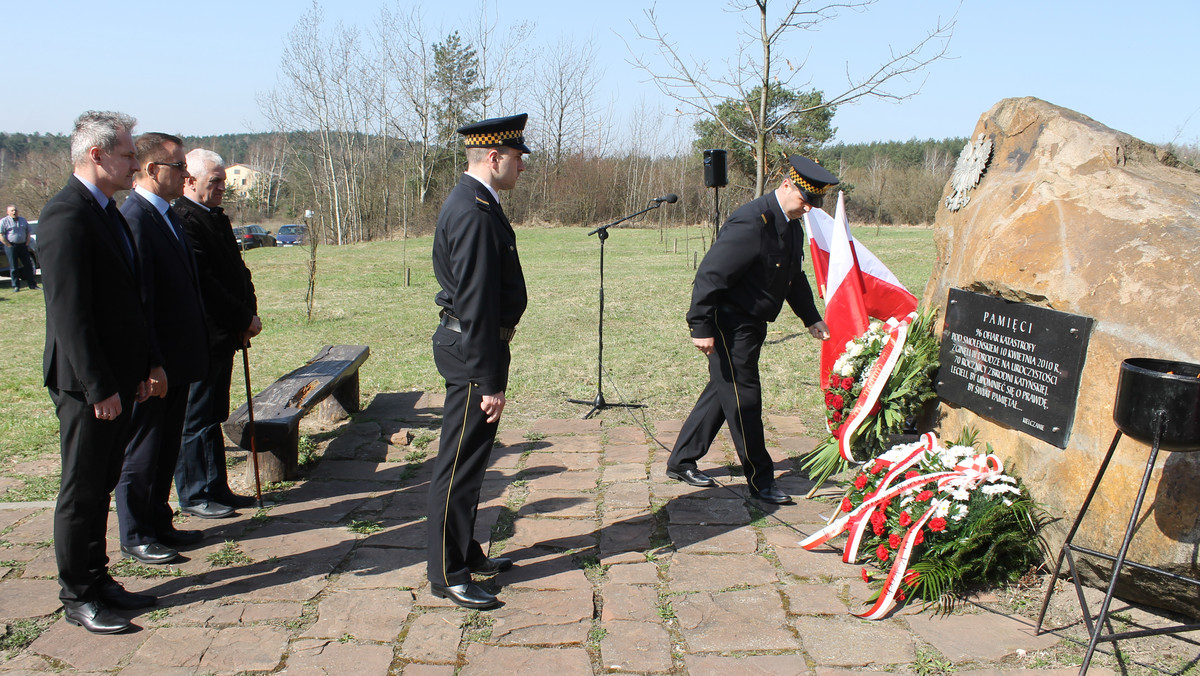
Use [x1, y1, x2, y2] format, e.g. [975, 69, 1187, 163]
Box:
[800, 432, 1023, 620]
[823, 314, 915, 462]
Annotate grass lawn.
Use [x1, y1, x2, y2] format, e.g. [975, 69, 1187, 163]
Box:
[0, 223, 935, 500]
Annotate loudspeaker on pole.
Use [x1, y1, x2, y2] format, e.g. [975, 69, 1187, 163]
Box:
[703, 149, 727, 188]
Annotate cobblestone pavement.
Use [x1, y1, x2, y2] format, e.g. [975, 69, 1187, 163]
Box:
[3, 391, 1193, 674]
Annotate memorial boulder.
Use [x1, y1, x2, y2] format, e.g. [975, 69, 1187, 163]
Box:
[925, 97, 1200, 615]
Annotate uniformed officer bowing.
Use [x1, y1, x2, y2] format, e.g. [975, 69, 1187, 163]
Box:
[666, 155, 835, 504]
[427, 114, 530, 610]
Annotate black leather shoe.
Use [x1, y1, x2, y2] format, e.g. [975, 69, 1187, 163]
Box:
[63, 601, 132, 634]
[121, 542, 179, 565]
[430, 582, 501, 610]
[98, 580, 156, 609]
[666, 467, 716, 487]
[750, 485, 793, 505]
[159, 528, 205, 547]
[219, 493, 258, 509]
[469, 557, 513, 576]
[181, 502, 235, 519]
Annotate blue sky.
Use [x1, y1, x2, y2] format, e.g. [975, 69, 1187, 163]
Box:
[5, 0, 1198, 146]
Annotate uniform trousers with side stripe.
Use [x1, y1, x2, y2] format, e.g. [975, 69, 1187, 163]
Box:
[426, 324, 508, 587]
[668, 307, 777, 494]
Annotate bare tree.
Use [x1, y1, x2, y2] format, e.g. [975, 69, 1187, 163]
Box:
[627, 0, 955, 196]
[532, 37, 605, 172]
[469, 0, 535, 118]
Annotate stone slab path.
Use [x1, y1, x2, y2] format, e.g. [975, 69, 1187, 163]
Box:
[1, 392, 1192, 674]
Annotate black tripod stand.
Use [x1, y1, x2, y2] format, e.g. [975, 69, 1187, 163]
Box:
[569, 196, 676, 418]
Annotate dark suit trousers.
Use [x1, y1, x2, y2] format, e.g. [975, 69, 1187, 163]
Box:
[176, 351, 234, 507]
[668, 309, 776, 493]
[50, 386, 133, 603]
[426, 325, 503, 586]
[116, 385, 189, 545]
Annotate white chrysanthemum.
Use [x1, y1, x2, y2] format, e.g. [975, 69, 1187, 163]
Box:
[930, 498, 951, 519]
[949, 487, 971, 502]
[950, 504, 970, 521]
[880, 442, 926, 463]
[981, 483, 1021, 497]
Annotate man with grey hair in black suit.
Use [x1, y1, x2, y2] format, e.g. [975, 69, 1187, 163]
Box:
[40, 110, 159, 634]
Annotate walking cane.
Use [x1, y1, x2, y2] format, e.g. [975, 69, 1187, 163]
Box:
[242, 347, 264, 510]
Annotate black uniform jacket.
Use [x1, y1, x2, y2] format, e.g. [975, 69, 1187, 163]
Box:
[122, 191, 211, 385]
[173, 197, 258, 356]
[687, 190, 822, 339]
[432, 174, 527, 394]
[40, 176, 152, 403]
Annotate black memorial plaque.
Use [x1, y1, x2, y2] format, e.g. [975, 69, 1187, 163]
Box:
[937, 288, 1094, 448]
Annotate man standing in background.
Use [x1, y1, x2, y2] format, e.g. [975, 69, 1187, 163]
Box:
[427, 114, 530, 610]
[40, 111, 158, 634]
[115, 133, 210, 565]
[174, 149, 261, 519]
[2, 204, 38, 291]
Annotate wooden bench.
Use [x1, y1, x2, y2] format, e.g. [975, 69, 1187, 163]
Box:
[223, 344, 370, 484]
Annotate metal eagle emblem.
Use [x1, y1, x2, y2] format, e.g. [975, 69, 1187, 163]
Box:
[946, 133, 993, 212]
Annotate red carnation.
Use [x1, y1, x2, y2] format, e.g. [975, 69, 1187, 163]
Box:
[905, 471, 919, 480]
[861, 568, 870, 582]
[914, 529, 925, 545]
[903, 570, 920, 587]
[870, 510, 886, 528]
[872, 521, 884, 536]
[929, 517, 947, 532]
[898, 512, 912, 527]
[871, 459, 889, 474]
[916, 490, 933, 502]
[841, 497, 853, 512]
[854, 474, 869, 490]
[876, 544, 889, 561]
[898, 590, 907, 601]
[888, 533, 902, 549]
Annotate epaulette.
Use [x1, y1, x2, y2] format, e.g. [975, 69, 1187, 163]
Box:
[474, 194, 493, 212]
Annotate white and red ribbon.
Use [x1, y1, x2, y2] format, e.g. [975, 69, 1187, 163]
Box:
[835, 312, 917, 462]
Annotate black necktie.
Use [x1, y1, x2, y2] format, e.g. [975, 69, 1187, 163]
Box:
[105, 200, 135, 267]
[164, 207, 185, 242]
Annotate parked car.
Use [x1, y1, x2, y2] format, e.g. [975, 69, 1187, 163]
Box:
[232, 224, 276, 250]
[275, 224, 307, 246]
[1, 219, 39, 279]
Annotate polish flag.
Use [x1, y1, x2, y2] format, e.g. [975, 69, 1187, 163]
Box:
[804, 192, 918, 387]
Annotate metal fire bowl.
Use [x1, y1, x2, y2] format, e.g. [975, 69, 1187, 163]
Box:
[1113, 358, 1200, 451]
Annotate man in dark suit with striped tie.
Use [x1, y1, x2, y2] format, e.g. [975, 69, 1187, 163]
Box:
[39, 111, 159, 634]
[114, 133, 211, 566]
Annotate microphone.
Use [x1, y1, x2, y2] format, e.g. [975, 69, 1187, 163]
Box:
[653, 194, 679, 204]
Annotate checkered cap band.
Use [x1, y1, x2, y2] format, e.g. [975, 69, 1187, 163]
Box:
[789, 166, 833, 195]
[464, 129, 525, 146]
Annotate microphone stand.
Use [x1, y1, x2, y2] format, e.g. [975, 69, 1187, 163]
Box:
[568, 201, 666, 418]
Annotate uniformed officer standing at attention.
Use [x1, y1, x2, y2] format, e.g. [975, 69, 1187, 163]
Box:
[427, 114, 530, 610]
[666, 155, 835, 505]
